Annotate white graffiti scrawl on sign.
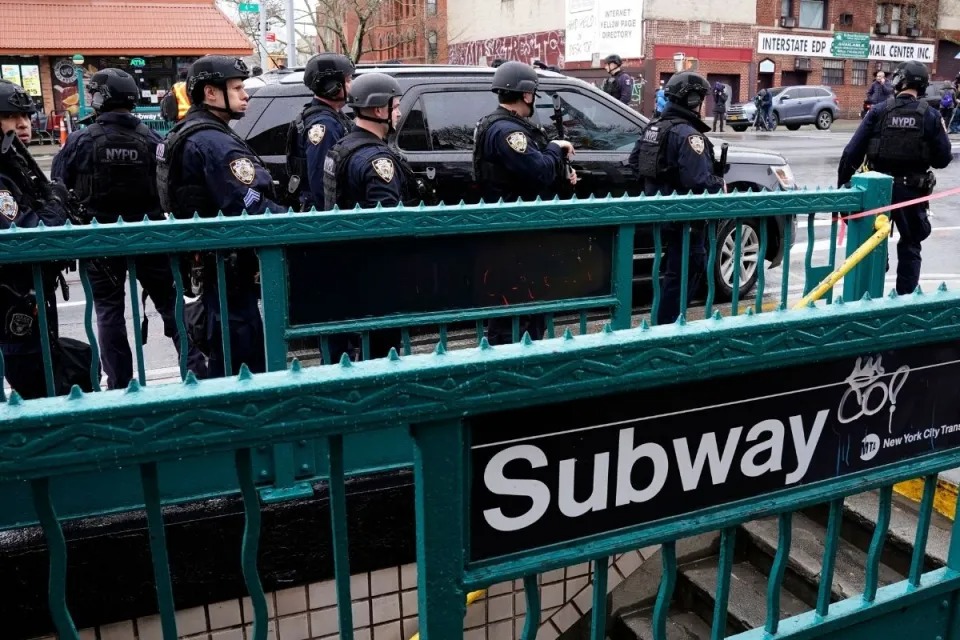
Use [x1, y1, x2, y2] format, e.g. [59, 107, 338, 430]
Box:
[448, 31, 566, 68]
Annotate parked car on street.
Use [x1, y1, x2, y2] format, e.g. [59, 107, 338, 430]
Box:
[726, 85, 840, 132]
[233, 64, 798, 300]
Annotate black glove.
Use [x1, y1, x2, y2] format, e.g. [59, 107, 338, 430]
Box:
[42, 180, 71, 206]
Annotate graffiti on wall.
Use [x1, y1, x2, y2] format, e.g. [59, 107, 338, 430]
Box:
[449, 30, 566, 68]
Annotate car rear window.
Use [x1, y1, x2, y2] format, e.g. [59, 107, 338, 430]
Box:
[245, 96, 309, 157]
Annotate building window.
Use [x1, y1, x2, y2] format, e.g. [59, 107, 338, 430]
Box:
[890, 5, 902, 34]
[822, 58, 844, 85]
[428, 31, 438, 62]
[427, 0, 437, 15]
[799, 0, 825, 29]
[780, 0, 792, 16]
[851, 60, 869, 85]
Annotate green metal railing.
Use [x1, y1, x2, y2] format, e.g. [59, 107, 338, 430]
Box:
[7, 172, 955, 640]
[0, 175, 889, 525]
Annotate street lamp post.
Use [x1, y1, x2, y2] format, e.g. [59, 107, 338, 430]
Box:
[72, 53, 88, 122]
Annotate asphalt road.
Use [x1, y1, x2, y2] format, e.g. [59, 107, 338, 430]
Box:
[17, 126, 960, 389]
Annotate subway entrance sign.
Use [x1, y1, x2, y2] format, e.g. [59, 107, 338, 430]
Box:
[468, 340, 960, 562]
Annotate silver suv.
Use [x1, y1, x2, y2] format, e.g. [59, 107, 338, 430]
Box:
[726, 85, 841, 132]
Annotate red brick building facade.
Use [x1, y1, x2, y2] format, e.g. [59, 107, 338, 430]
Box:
[322, 0, 448, 64]
[751, 0, 940, 117]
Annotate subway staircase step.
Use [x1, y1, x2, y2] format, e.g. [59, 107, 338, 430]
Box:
[679, 556, 809, 634]
[739, 512, 905, 602]
[802, 490, 951, 578]
[612, 607, 713, 640]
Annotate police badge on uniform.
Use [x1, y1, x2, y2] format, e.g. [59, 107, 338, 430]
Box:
[506, 132, 528, 153]
[229, 158, 256, 185]
[6, 311, 32, 337]
[0, 190, 18, 221]
[308, 124, 326, 145]
[687, 135, 706, 155]
[372, 157, 395, 183]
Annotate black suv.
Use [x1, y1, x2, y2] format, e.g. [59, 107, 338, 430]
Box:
[233, 64, 798, 300]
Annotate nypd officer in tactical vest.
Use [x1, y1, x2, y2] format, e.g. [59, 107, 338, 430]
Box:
[323, 72, 416, 360]
[0, 80, 72, 398]
[52, 68, 208, 388]
[631, 71, 725, 326]
[838, 60, 951, 296]
[324, 72, 418, 211]
[286, 53, 355, 211]
[157, 55, 286, 378]
[473, 61, 576, 345]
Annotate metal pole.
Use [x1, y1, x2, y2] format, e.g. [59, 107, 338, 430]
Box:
[259, 1, 268, 68]
[285, 0, 297, 67]
[75, 64, 87, 121]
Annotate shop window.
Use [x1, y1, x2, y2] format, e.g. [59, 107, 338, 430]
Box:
[822, 59, 845, 86]
[851, 60, 868, 86]
[799, 0, 825, 29]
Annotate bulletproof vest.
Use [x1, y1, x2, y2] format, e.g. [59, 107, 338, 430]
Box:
[634, 114, 715, 188]
[156, 111, 236, 219]
[473, 110, 552, 202]
[866, 97, 931, 175]
[285, 102, 349, 203]
[633, 117, 680, 182]
[75, 122, 159, 222]
[601, 77, 618, 97]
[323, 131, 407, 211]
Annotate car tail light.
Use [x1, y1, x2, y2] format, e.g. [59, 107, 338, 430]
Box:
[833, 96, 840, 105]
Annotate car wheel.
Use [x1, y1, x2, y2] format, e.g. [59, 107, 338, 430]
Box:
[713, 219, 762, 301]
[786, 124, 801, 131]
[768, 112, 779, 131]
[816, 109, 834, 130]
[732, 125, 747, 132]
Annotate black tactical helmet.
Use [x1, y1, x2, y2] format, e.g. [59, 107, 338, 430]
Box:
[187, 55, 250, 103]
[346, 72, 402, 109]
[88, 68, 140, 112]
[0, 80, 35, 114]
[890, 60, 929, 94]
[603, 54, 623, 67]
[304, 53, 355, 99]
[664, 72, 711, 110]
[491, 61, 539, 94]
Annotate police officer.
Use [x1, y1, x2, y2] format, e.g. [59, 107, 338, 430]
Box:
[0, 80, 72, 399]
[838, 60, 952, 296]
[631, 71, 725, 326]
[323, 72, 416, 360]
[157, 55, 286, 378]
[473, 61, 576, 345]
[52, 68, 208, 388]
[286, 53, 355, 210]
[602, 54, 634, 105]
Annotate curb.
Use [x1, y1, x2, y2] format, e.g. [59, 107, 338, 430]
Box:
[893, 478, 958, 521]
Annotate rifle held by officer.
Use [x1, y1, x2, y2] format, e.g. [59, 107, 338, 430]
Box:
[1, 130, 121, 288]
[550, 93, 577, 188]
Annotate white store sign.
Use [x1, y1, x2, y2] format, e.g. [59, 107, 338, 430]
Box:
[565, 0, 643, 63]
[757, 32, 935, 63]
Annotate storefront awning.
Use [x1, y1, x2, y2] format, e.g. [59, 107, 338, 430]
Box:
[0, 0, 254, 56]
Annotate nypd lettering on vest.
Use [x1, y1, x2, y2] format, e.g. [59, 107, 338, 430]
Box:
[105, 147, 140, 162]
[890, 116, 918, 128]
